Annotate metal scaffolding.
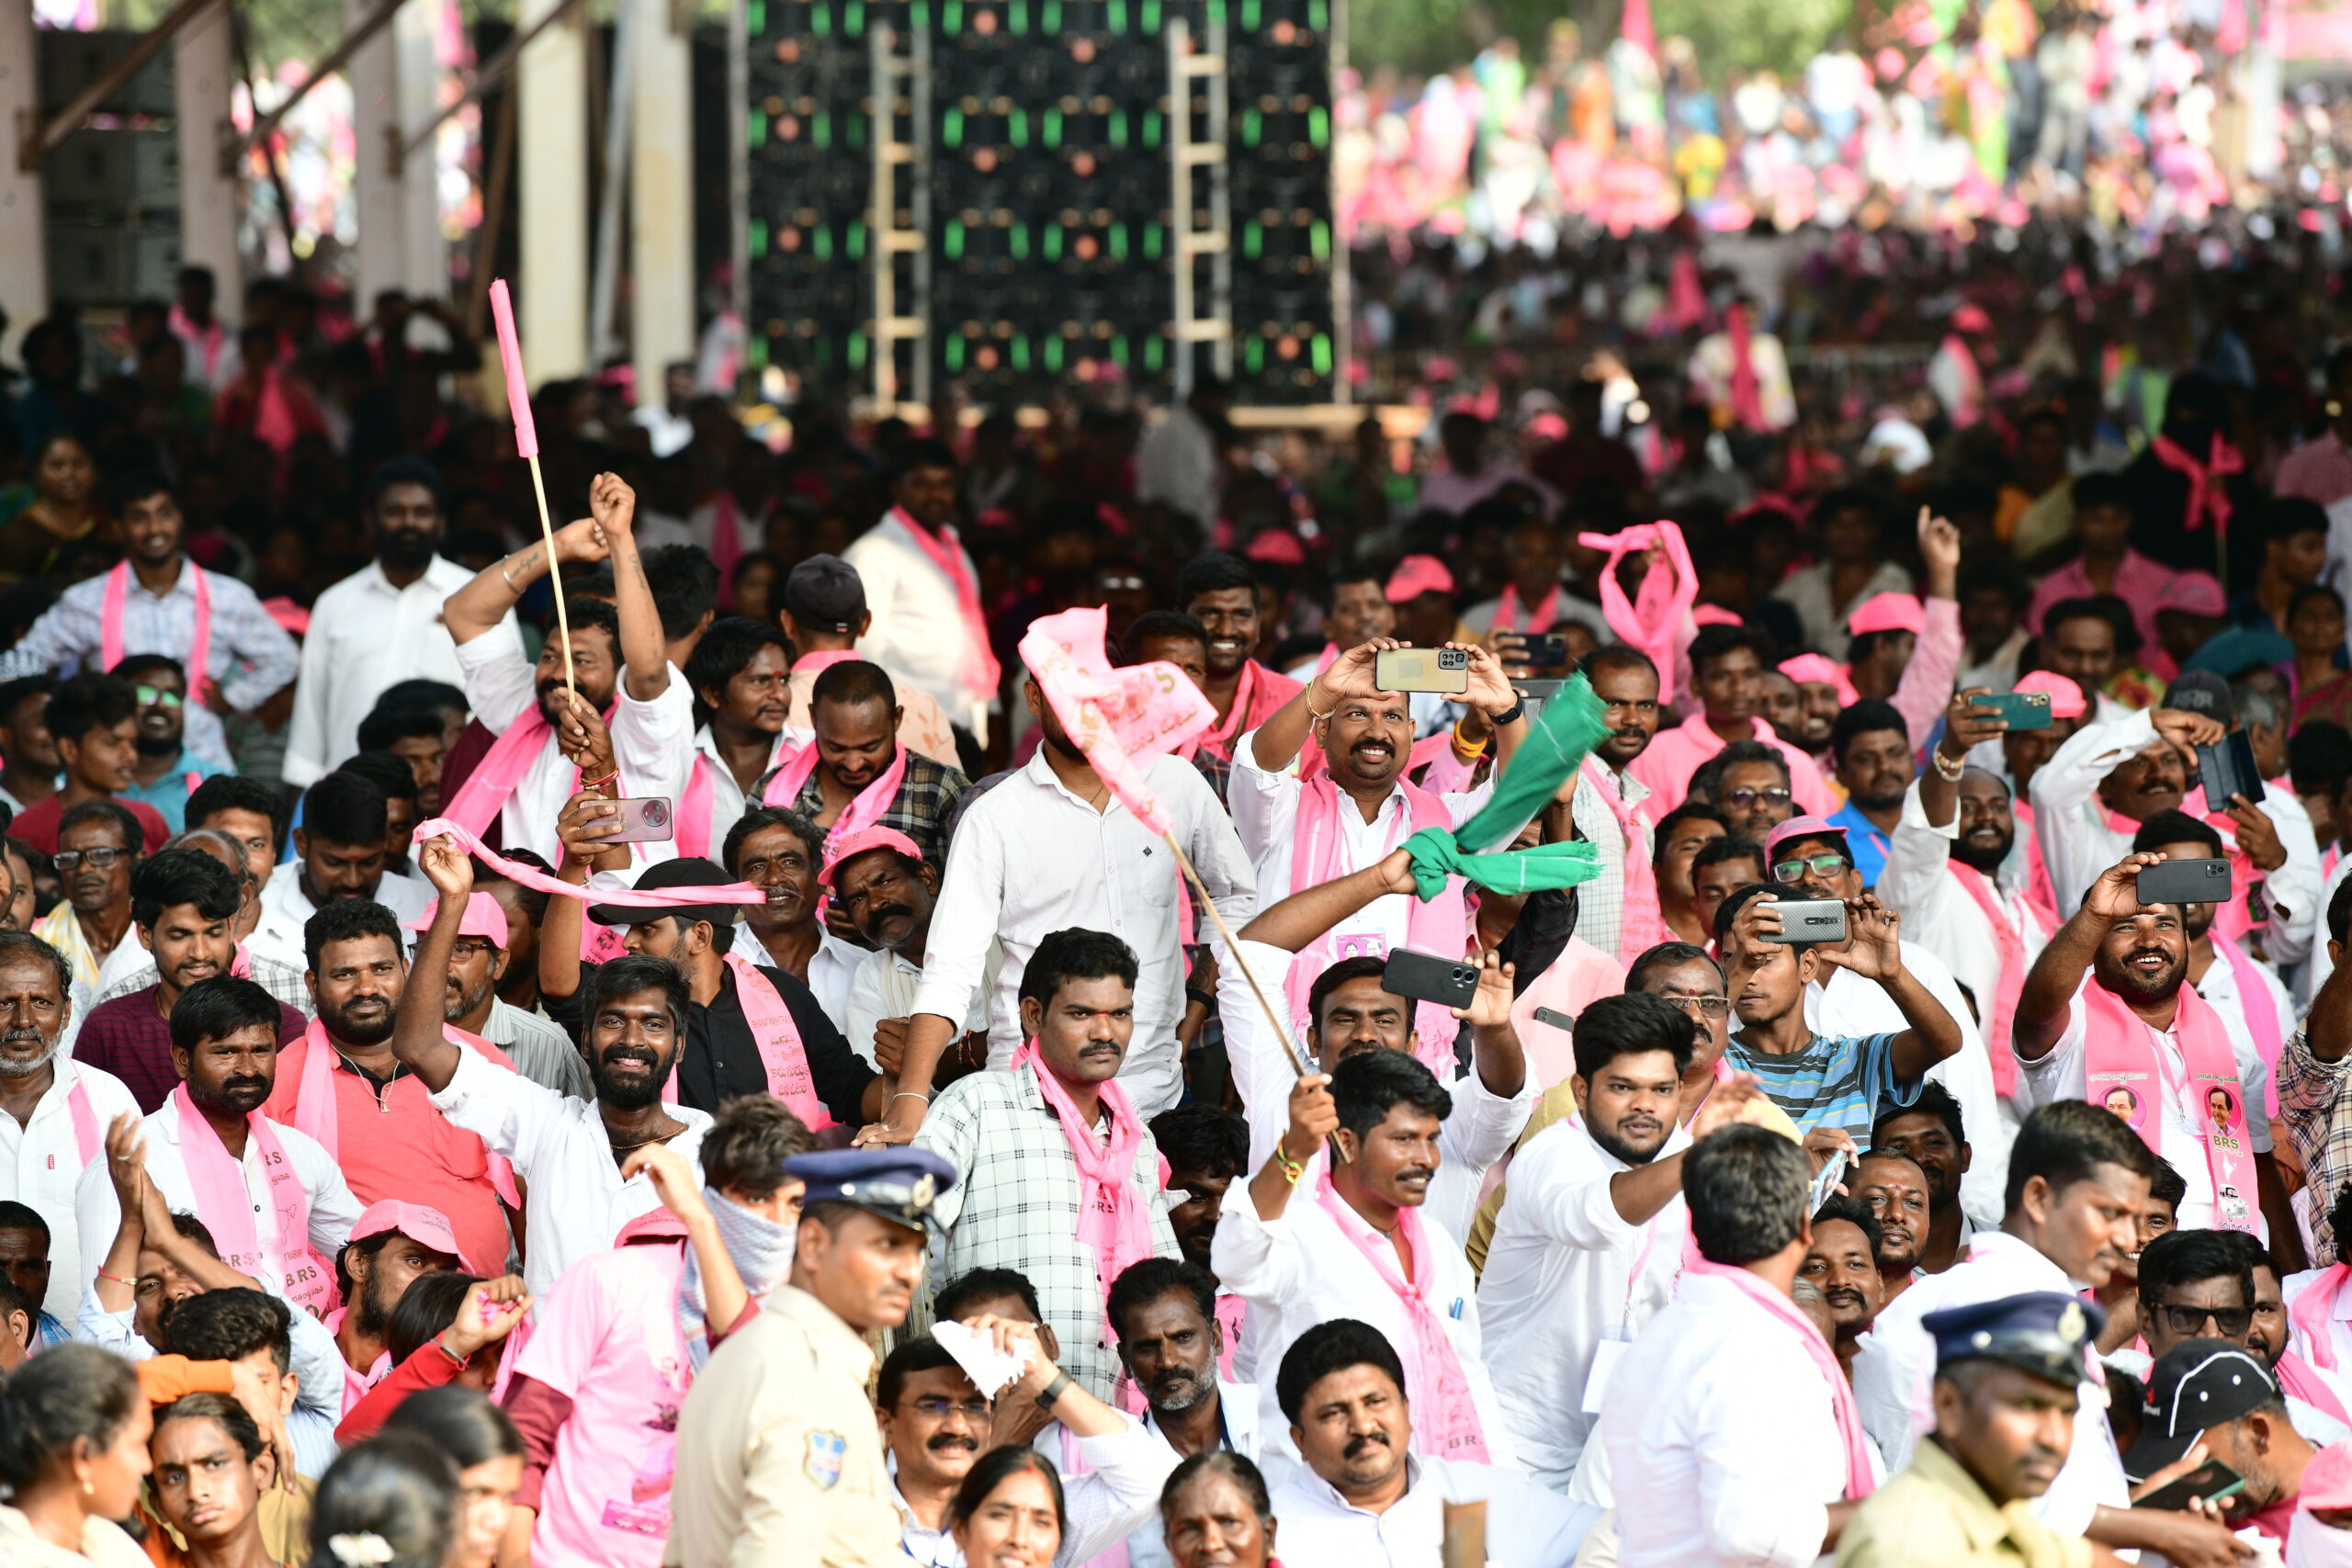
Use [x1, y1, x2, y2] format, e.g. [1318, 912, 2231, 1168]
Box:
[1166, 12, 1231, 397]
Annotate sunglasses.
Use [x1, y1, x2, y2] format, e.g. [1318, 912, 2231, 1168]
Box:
[134, 685, 184, 709]
[55, 847, 132, 871]
[1724, 787, 1793, 810]
[2156, 1303, 2255, 1337]
[1773, 852, 1849, 883]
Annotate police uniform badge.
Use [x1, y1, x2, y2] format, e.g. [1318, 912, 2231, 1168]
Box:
[805, 1429, 847, 1489]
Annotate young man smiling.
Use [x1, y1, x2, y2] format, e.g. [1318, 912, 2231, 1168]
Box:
[10, 675, 169, 858]
[676, 615, 797, 861]
[1627, 623, 1836, 818]
[1182, 552, 1305, 764]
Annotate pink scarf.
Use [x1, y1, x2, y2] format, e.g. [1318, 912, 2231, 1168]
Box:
[2287, 1268, 2352, 1428]
[661, 953, 839, 1134]
[1682, 1258, 1877, 1498]
[62, 1077, 100, 1167]
[169, 304, 227, 382]
[759, 738, 910, 854]
[2151, 434, 2245, 536]
[102, 560, 212, 705]
[1491, 582, 1562, 634]
[170, 1084, 338, 1316]
[1582, 757, 1666, 962]
[286, 1019, 521, 1207]
[676, 734, 793, 860]
[2213, 931, 2285, 1119]
[1726, 304, 1766, 432]
[1010, 1039, 1156, 1333]
[1283, 774, 1463, 1076]
[1200, 660, 1274, 763]
[1312, 1174, 1489, 1461]
[1946, 862, 2025, 1097]
[2081, 979, 2260, 1234]
[1576, 523, 1698, 703]
[791, 649, 865, 683]
[437, 701, 606, 861]
[888, 505, 1001, 715]
[2009, 806, 2064, 935]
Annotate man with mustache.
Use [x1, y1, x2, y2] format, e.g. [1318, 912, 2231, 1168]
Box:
[324, 1200, 465, 1404]
[761, 659, 970, 872]
[913, 928, 1181, 1401]
[34, 799, 152, 996]
[1871, 1085, 1978, 1275]
[2120, 1341, 2352, 1558]
[831, 828, 986, 1079]
[14, 676, 168, 863]
[0, 931, 138, 1321]
[2014, 851, 2287, 1241]
[394, 838, 714, 1296]
[262, 897, 517, 1289]
[723, 806, 864, 1023]
[285, 457, 492, 789]
[1835, 1291, 2107, 1568]
[112, 654, 230, 833]
[1110, 1258, 1258, 1482]
[2028, 678, 2235, 920]
[1628, 623, 1837, 818]
[1285, 569, 1398, 682]
[250, 772, 432, 970]
[1655, 803, 1730, 945]
[1477, 992, 1759, 1488]
[1564, 645, 1665, 964]
[1854, 1148, 1933, 1303]
[778, 555, 962, 770]
[72, 974, 363, 1317]
[412, 887, 585, 1099]
[1804, 1195, 1887, 1382]
[75, 850, 305, 1113]
[874, 1336, 995, 1567]
[677, 616, 797, 863]
[1182, 552, 1305, 765]
[0, 674, 60, 819]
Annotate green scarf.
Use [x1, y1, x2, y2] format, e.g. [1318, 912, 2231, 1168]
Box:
[1399, 674, 1611, 901]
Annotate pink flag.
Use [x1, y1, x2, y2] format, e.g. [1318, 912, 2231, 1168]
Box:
[488, 280, 538, 460]
[1017, 607, 1216, 836]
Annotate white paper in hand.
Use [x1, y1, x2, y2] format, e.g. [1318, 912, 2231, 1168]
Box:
[932, 1319, 1033, 1400]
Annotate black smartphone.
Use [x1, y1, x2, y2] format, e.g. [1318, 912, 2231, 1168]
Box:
[1532, 1006, 1575, 1032]
[2132, 1458, 2245, 1512]
[1373, 647, 1471, 694]
[1521, 632, 1568, 668]
[2196, 730, 2267, 809]
[2136, 858, 2233, 908]
[1382, 949, 1481, 1009]
[1973, 691, 2052, 730]
[1755, 897, 1848, 944]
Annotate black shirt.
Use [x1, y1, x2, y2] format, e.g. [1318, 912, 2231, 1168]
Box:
[550, 961, 876, 1124]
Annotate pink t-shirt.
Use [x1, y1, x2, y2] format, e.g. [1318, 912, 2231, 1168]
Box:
[512, 1241, 693, 1568]
[1626, 711, 1837, 818]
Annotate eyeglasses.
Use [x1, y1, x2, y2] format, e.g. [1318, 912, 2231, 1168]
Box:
[907, 1396, 991, 1419]
[133, 685, 184, 709]
[1773, 853, 1849, 883]
[54, 848, 130, 871]
[1723, 787, 1793, 810]
[1659, 992, 1732, 1018]
[448, 941, 497, 964]
[2156, 1303, 2255, 1337]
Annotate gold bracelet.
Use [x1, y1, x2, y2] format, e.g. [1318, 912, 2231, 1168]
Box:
[1304, 678, 1334, 723]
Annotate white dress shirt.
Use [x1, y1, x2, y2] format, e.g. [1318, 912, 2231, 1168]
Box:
[1210, 1161, 1515, 1469]
[1219, 934, 1534, 1242]
[0, 558, 300, 714]
[1123, 1382, 1265, 1568]
[1602, 1269, 1848, 1568]
[282, 557, 502, 786]
[910, 749, 1254, 1118]
[1853, 1230, 2127, 1536]
[72, 1095, 362, 1307]
[843, 946, 992, 1071]
[1804, 944, 2011, 1229]
[1876, 778, 2053, 1048]
[426, 1047, 711, 1296]
[2016, 977, 2274, 1234]
[449, 626, 694, 866]
[1476, 1115, 1691, 1490]
[1270, 1454, 1599, 1568]
[683, 726, 795, 863]
[248, 861, 434, 971]
[481, 996, 590, 1099]
[0, 1056, 140, 1316]
[842, 512, 995, 735]
[804, 928, 863, 1035]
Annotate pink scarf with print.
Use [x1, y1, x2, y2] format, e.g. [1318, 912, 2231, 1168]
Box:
[170, 1084, 338, 1316]
[660, 952, 840, 1134]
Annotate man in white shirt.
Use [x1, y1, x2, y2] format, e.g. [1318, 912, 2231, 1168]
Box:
[284, 458, 505, 787]
[1604, 1123, 1869, 1568]
[879, 667, 1253, 1133]
[438, 474, 691, 864]
[1212, 1046, 1514, 1468]
[1267, 1317, 1597, 1568]
[676, 615, 796, 862]
[73, 975, 363, 1314]
[841, 439, 1000, 746]
[250, 772, 433, 969]
[0, 931, 140, 1317]
[830, 828, 987, 1074]
[1854, 1098, 2247, 1564]
[1135, 378, 1229, 536]
[1477, 991, 1758, 1490]
[1106, 1258, 1262, 1568]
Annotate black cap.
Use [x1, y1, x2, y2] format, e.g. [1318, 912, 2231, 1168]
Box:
[1922, 1291, 2104, 1389]
[2122, 1338, 2278, 1481]
[784, 554, 867, 635]
[2163, 669, 2235, 727]
[586, 855, 745, 930]
[786, 1147, 958, 1232]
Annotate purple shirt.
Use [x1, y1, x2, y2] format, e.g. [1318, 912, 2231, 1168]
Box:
[75, 986, 309, 1113]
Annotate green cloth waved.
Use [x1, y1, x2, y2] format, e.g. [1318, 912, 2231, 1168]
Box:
[1399, 672, 1611, 903]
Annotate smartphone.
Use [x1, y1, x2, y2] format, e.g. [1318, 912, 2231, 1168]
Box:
[1383, 948, 1481, 1009]
[2196, 729, 2267, 809]
[1374, 647, 1471, 694]
[1973, 691, 2052, 730]
[2136, 858, 2232, 908]
[1809, 1149, 1849, 1212]
[1521, 632, 1569, 669]
[1755, 897, 1848, 944]
[2132, 1458, 2246, 1511]
[1532, 1006, 1575, 1033]
[605, 796, 675, 844]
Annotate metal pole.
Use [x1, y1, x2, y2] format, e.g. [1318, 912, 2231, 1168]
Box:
[727, 0, 750, 375]
[1168, 17, 1192, 398]
[868, 22, 894, 409]
[588, 0, 636, 366]
[908, 19, 932, 412]
[1205, 2, 1230, 382]
[1329, 0, 1351, 401]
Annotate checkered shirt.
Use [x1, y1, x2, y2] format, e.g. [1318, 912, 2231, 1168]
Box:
[2279, 1024, 2352, 1258]
[96, 950, 315, 1018]
[763, 750, 972, 866]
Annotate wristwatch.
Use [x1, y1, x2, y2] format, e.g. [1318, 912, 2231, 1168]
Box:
[1035, 1370, 1073, 1413]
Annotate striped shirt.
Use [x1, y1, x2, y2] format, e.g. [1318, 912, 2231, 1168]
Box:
[0, 558, 299, 713]
[1724, 1031, 1917, 1141]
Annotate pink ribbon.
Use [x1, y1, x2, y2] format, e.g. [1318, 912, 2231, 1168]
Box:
[1575, 522, 1699, 704]
[1726, 304, 1765, 432]
[488, 280, 538, 459]
[2151, 434, 2245, 536]
[410, 817, 768, 908]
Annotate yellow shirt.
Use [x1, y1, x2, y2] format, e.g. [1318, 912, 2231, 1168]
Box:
[1835, 1434, 2092, 1568]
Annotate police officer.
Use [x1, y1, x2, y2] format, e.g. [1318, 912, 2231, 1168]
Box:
[667, 1146, 958, 1568]
[1835, 1291, 2104, 1568]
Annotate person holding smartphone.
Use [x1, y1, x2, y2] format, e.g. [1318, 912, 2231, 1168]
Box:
[2122, 1338, 2346, 1551]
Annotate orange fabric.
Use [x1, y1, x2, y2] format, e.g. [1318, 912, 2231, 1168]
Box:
[136, 1354, 237, 1406]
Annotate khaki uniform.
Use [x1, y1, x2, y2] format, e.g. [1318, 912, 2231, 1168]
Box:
[1835, 1438, 2093, 1568]
[664, 1285, 903, 1568]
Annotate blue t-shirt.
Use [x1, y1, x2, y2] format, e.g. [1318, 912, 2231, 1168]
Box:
[120, 752, 232, 835]
[1725, 1031, 1921, 1142]
[1825, 799, 1892, 889]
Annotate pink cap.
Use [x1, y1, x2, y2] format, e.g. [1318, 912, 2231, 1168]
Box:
[1244, 530, 1306, 566]
[2300, 1441, 2352, 1511]
[1951, 302, 1994, 333]
[819, 826, 924, 890]
[2156, 570, 2228, 616]
[1778, 652, 1858, 705]
[348, 1201, 474, 1272]
[1692, 604, 1744, 627]
[260, 595, 311, 638]
[1385, 554, 1455, 603]
[1847, 592, 1927, 637]
[1765, 815, 1851, 858]
[2013, 669, 2087, 720]
[405, 892, 511, 946]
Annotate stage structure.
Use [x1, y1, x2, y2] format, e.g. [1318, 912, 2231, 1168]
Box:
[744, 0, 1338, 406]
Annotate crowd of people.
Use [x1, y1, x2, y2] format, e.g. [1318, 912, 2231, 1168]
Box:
[14, 216, 2352, 1568]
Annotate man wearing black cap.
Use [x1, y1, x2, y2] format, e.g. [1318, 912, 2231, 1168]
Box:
[779, 555, 962, 770]
[670, 1145, 958, 1568]
[1837, 1291, 2104, 1568]
[2123, 1337, 2347, 1552]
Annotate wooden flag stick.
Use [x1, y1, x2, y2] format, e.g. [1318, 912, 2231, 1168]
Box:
[524, 456, 576, 698]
